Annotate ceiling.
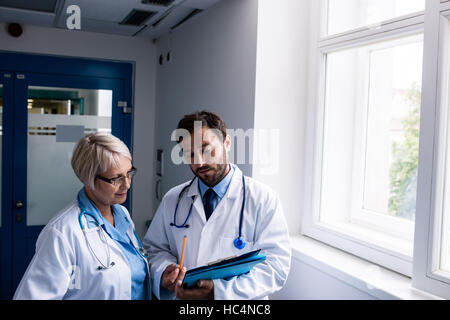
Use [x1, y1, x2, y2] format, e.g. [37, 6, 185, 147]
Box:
[0, 0, 222, 39]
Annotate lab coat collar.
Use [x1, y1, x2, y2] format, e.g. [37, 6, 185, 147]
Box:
[225, 164, 244, 200]
[186, 177, 200, 198]
[77, 188, 105, 228]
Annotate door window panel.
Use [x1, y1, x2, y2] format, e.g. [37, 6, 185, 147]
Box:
[26, 86, 112, 226]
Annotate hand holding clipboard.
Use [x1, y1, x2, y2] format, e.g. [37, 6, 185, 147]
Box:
[182, 249, 266, 288]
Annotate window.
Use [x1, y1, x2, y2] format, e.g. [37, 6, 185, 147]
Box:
[303, 0, 450, 298]
[319, 34, 423, 258]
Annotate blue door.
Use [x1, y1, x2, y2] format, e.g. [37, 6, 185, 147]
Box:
[0, 71, 14, 300]
[0, 53, 133, 299]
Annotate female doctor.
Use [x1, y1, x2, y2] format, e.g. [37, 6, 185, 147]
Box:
[14, 132, 150, 300]
[143, 111, 291, 300]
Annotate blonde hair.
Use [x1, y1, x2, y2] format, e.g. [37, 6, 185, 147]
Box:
[71, 132, 132, 189]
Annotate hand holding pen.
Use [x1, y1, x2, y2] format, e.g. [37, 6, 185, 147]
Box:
[161, 235, 187, 292]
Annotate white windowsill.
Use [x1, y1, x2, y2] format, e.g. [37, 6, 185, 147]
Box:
[290, 235, 443, 300]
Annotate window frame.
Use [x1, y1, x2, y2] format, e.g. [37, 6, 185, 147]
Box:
[302, 0, 426, 278]
[412, 0, 450, 299]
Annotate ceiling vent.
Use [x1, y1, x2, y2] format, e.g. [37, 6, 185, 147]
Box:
[141, 0, 175, 6]
[120, 9, 157, 26]
[171, 9, 202, 30]
[0, 0, 57, 13]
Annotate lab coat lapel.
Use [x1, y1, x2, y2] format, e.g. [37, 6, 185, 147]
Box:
[126, 224, 137, 248]
[186, 177, 207, 224]
[225, 164, 243, 200]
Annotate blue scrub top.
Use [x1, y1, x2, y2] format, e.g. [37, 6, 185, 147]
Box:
[78, 188, 149, 300]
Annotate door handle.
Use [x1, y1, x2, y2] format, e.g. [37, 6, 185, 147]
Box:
[156, 179, 161, 200]
[15, 200, 24, 209]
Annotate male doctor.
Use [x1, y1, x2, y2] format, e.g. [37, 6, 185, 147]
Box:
[143, 111, 291, 300]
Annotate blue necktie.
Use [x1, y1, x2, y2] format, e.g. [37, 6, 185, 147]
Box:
[203, 188, 216, 221]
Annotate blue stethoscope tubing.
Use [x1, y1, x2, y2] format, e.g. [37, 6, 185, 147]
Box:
[171, 174, 247, 250]
[78, 197, 148, 270]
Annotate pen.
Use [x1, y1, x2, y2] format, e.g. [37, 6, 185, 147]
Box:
[179, 235, 187, 271]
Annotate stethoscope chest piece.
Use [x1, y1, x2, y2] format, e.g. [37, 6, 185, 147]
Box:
[234, 237, 246, 250]
[97, 262, 115, 270]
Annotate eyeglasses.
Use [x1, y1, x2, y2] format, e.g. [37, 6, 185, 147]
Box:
[96, 167, 137, 187]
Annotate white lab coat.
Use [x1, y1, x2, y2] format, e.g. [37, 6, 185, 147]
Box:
[143, 164, 291, 300]
[14, 200, 149, 300]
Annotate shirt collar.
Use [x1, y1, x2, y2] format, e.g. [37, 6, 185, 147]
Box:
[77, 188, 130, 242]
[104, 205, 131, 243]
[198, 164, 235, 199]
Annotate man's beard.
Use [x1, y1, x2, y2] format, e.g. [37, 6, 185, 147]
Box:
[193, 162, 229, 187]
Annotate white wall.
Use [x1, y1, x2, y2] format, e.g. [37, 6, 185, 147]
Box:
[253, 0, 310, 235]
[0, 23, 157, 237]
[153, 0, 259, 212]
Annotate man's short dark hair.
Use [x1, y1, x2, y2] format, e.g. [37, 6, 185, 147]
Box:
[177, 110, 227, 143]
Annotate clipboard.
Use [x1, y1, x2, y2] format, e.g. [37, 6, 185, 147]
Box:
[182, 249, 266, 288]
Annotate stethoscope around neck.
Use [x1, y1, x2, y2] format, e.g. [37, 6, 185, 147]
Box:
[170, 174, 247, 250]
[77, 196, 148, 271]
